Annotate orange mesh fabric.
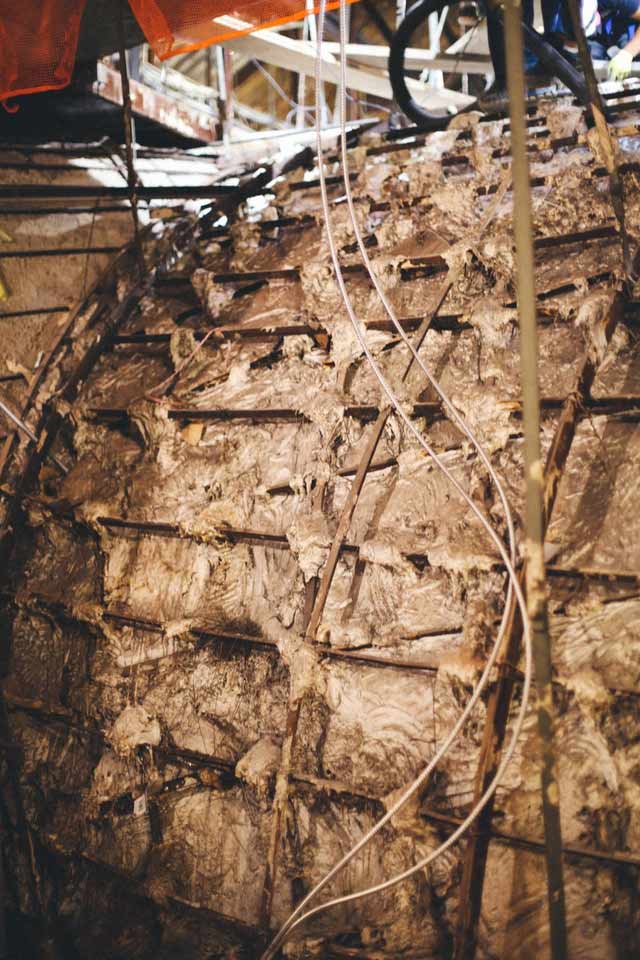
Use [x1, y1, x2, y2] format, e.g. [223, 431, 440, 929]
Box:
[129, 0, 359, 60]
[0, 0, 87, 102]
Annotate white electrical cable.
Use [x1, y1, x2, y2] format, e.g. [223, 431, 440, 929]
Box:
[252, 58, 315, 122]
[260, 4, 533, 954]
[331, 0, 520, 721]
[0, 395, 68, 474]
[336, 17, 517, 569]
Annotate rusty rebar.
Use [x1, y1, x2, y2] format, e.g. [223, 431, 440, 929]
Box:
[0, 246, 120, 260]
[5, 691, 640, 873]
[0, 184, 237, 200]
[0, 306, 68, 318]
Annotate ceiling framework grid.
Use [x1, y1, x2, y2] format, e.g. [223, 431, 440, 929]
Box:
[1, 8, 640, 958]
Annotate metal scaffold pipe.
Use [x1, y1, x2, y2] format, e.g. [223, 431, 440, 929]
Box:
[503, 2, 568, 958]
[117, 0, 145, 276]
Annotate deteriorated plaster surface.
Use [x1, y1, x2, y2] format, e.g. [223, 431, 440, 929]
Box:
[2, 98, 640, 959]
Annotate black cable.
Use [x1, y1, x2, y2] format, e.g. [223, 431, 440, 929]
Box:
[362, 0, 394, 43]
[388, 0, 591, 127]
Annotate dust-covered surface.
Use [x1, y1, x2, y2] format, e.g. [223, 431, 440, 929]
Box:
[2, 96, 640, 960]
[0, 146, 226, 434]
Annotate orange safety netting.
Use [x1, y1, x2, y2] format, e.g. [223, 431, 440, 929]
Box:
[128, 0, 359, 60]
[1, 0, 360, 104]
[0, 0, 87, 102]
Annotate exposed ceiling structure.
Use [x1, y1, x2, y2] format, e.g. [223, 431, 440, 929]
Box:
[1, 2, 640, 959]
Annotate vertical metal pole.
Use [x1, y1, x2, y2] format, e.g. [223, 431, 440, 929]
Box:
[391, 0, 409, 126]
[503, 3, 568, 959]
[307, 2, 329, 125]
[0, 835, 7, 960]
[117, 1, 144, 275]
[125, 47, 139, 162]
[205, 46, 213, 93]
[296, 14, 307, 129]
[344, 0, 358, 121]
[128, 52, 138, 164]
[215, 48, 235, 142]
[427, 10, 445, 89]
[215, 45, 227, 141]
[224, 49, 235, 137]
[296, 16, 307, 129]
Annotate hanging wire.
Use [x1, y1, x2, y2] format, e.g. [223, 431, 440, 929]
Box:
[0, 396, 67, 473]
[260, 1, 534, 955]
[252, 58, 315, 123]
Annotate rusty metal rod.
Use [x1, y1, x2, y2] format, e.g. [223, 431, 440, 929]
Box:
[11, 583, 640, 696]
[112, 315, 465, 343]
[111, 301, 640, 345]
[158, 255, 449, 288]
[211, 218, 618, 253]
[0, 306, 68, 318]
[0, 184, 238, 200]
[0, 142, 224, 159]
[503, 8, 568, 959]
[580, 84, 640, 102]
[0, 246, 120, 259]
[0, 161, 134, 173]
[113, 323, 325, 343]
[0, 205, 132, 217]
[545, 562, 636, 582]
[606, 97, 640, 116]
[507, 270, 615, 305]
[533, 225, 618, 248]
[250, 172, 359, 197]
[6, 692, 640, 872]
[156, 268, 616, 304]
[113, 298, 640, 349]
[87, 396, 640, 425]
[0, 160, 220, 175]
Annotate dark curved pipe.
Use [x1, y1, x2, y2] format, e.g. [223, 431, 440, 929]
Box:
[362, 0, 394, 43]
[388, 0, 592, 128]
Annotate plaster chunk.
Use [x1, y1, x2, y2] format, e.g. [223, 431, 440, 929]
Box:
[109, 705, 161, 755]
[286, 508, 332, 581]
[235, 736, 281, 794]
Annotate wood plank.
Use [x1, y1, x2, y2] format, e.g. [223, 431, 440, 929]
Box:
[220, 19, 474, 111]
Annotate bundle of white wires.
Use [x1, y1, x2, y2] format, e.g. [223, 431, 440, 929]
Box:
[260, 5, 533, 956]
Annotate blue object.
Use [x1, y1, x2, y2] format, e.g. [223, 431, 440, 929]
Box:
[590, 1, 639, 58]
[486, 0, 639, 88]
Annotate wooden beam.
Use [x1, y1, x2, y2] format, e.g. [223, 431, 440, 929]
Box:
[219, 18, 474, 111]
[321, 41, 492, 75]
[94, 61, 219, 143]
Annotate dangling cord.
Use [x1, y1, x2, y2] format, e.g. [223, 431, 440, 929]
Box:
[259, 4, 533, 955]
[336, 0, 518, 589]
